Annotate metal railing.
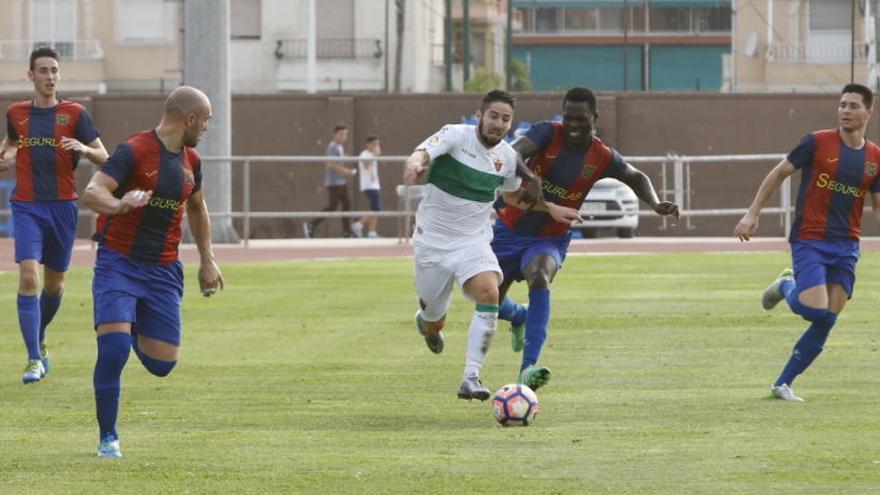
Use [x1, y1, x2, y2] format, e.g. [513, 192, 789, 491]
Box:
[274, 38, 383, 60]
[767, 41, 868, 64]
[0, 39, 104, 61]
[0, 153, 798, 245]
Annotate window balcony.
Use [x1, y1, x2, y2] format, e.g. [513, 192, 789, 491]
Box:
[274, 39, 383, 60]
[0, 39, 104, 61]
[766, 40, 868, 64]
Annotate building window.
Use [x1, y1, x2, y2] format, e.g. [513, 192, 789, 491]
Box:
[116, 0, 174, 44]
[231, 0, 261, 39]
[808, 0, 851, 62]
[30, 0, 76, 58]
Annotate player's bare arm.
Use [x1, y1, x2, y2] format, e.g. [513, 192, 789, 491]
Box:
[510, 136, 545, 206]
[60, 136, 109, 165]
[501, 190, 583, 225]
[734, 159, 797, 241]
[82, 171, 152, 215]
[872, 191, 880, 223]
[403, 149, 430, 184]
[0, 136, 15, 171]
[615, 162, 680, 222]
[186, 188, 224, 297]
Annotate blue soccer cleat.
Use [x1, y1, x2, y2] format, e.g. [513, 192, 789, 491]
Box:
[97, 436, 122, 458]
[21, 359, 46, 384]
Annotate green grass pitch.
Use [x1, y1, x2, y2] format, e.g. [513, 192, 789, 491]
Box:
[1, 252, 879, 494]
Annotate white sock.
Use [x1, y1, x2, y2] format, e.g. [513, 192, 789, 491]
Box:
[464, 304, 498, 378]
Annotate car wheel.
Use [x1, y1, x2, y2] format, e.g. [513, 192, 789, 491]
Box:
[617, 227, 634, 238]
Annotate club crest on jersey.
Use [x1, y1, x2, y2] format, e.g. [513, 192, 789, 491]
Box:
[582, 164, 597, 178]
[866, 162, 877, 177]
[494, 158, 503, 172]
[56, 114, 69, 126]
[183, 169, 195, 186]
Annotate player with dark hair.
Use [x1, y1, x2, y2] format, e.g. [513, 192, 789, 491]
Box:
[0, 46, 108, 383]
[81, 85, 224, 457]
[736, 83, 880, 402]
[495, 86, 679, 390]
[404, 89, 580, 400]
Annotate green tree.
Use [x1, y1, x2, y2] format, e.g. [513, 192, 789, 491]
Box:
[509, 58, 532, 91]
[464, 68, 503, 92]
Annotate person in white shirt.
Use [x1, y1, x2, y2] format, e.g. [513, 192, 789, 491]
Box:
[403, 90, 581, 401]
[352, 136, 382, 238]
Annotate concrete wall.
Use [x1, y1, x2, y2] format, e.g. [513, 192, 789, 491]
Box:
[3, 91, 879, 238]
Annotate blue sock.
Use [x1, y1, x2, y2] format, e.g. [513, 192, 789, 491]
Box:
[39, 290, 63, 344]
[131, 337, 177, 377]
[94, 333, 131, 442]
[774, 311, 837, 386]
[521, 288, 550, 371]
[18, 294, 41, 360]
[779, 278, 795, 299]
[498, 297, 527, 327]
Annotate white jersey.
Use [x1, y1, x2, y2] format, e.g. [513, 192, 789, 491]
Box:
[357, 149, 380, 191]
[413, 124, 521, 246]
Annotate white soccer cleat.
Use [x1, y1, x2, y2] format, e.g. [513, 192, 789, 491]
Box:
[21, 359, 46, 384]
[762, 268, 794, 310]
[770, 383, 804, 402]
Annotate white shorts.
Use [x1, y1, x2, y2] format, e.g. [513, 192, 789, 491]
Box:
[413, 240, 502, 322]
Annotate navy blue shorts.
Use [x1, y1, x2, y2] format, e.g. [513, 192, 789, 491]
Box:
[491, 219, 571, 282]
[93, 246, 185, 346]
[11, 200, 78, 271]
[362, 189, 381, 211]
[791, 239, 860, 298]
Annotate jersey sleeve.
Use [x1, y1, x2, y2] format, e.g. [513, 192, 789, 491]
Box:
[415, 125, 456, 160]
[523, 121, 556, 150]
[498, 149, 522, 193]
[74, 106, 100, 144]
[603, 149, 628, 178]
[99, 143, 135, 187]
[787, 133, 816, 169]
[6, 111, 17, 141]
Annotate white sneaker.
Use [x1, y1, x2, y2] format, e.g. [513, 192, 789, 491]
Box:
[22, 359, 46, 384]
[351, 221, 364, 238]
[770, 383, 804, 402]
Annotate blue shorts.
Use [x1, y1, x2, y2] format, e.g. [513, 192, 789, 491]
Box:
[11, 200, 78, 271]
[791, 239, 859, 298]
[491, 219, 571, 282]
[93, 246, 185, 346]
[363, 189, 382, 211]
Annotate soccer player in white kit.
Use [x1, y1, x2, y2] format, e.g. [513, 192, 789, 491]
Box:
[404, 90, 581, 400]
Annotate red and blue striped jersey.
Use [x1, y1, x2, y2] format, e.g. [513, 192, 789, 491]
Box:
[496, 121, 627, 237]
[93, 130, 202, 265]
[5, 99, 100, 201]
[787, 129, 880, 242]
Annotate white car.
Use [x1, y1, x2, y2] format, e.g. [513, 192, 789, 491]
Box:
[573, 178, 639, 238]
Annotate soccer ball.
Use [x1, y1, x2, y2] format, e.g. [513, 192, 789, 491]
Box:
[492, 383, 539, 426]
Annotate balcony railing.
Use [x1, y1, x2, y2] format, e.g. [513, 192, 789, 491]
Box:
[767, 41, 868, 64]
[274, 39, 383, 60]
[0, 39, 104, 61]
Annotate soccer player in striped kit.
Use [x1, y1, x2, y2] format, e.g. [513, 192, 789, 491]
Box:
[82, 86, 224, 457]
[404, 90, 581, 400]
[0, 46, 108, 383]
[736, 83, 880, 402]
[493, 87, 679, 390]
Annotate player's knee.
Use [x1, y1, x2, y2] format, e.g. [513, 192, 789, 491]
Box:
[18, 271, 40, 294]
[526, 270, 552, 290]
[472, 286, 499, 305]
[142, 358, 177, 377]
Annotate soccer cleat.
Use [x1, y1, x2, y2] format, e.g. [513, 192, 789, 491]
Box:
[762, 268, 794, 310]
[457, 375, 490, 401]
[97, 436, 122, 458]
[302, 221, 315, 239]
[770, 383, 804, 402]
[518, 364, 551, 391]
[40, 342, 50, 375]
[22, 359, 46, 384]
[509, 303, 528, 352]
[351, 221, 364, 238]
[415, 310, 444, 354]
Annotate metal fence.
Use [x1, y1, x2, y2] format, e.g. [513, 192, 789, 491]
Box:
[0, 153, 794, 246]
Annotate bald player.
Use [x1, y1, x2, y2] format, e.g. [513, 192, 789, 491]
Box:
[81, 85, 225, 457]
